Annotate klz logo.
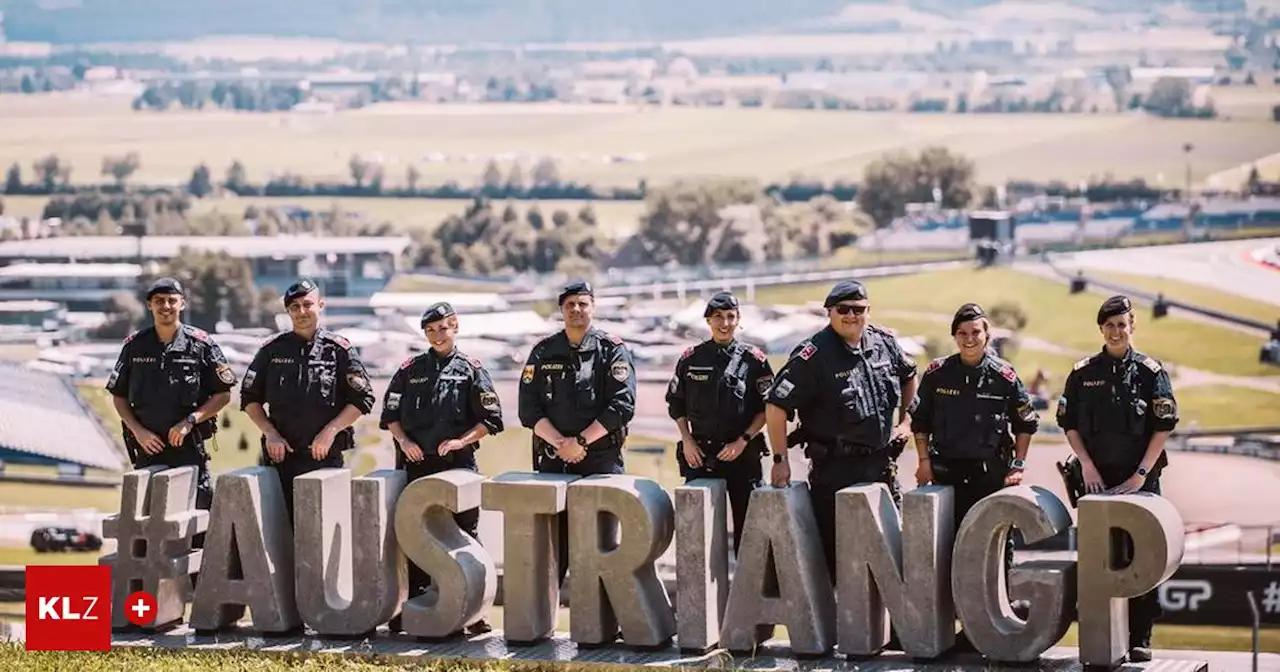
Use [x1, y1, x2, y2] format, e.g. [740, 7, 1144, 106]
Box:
[25, 565, 111, 651]
[1158, 579, 1213, 611]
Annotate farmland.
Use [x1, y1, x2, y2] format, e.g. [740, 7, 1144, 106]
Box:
[2, 94, 1279, 191]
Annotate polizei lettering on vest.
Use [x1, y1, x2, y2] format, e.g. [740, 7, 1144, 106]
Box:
[100, 465, 1185, 667]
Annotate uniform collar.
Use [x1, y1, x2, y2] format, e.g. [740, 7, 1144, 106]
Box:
[428, 347, 457, 363]
[567, 328, 598, 350]
[1099, 345, 1134, 363]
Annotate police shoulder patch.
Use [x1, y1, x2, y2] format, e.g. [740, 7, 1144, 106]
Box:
[522, 364, 535, 384]
[1073, 356, 1092, 371]
[605, 332, 624, 346]
[186, 326, 209, 342]
[925, 357, 946, 374]
[123, 330, 138, 344]
[756, 375, 774, 396]
[329, 333, 352, 349]
[399, 357, 414, 371]
[610, 360, 631, 382]
[479, 391, 500, 412]
[749, 346, 766, 362]
[999, 364, 1017, 383]
[680, 345, 695, 360]
[1141, 355, 1162, 373]
[346, 371, 370, 392]
[797, 341, 817, 361]
[216, 363, 236, 386]
[465, 354, 483, 369]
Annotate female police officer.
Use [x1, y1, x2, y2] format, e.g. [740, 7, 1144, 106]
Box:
[910, 303, 1038, 649]
[666, 291, 774, 555]
[380, 301, 504, 637]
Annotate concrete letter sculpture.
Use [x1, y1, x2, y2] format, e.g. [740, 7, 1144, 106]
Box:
[952, 485, 1074, 662]
[720, 484, 835, 656]
[1077, 493, 1184, 667]
[481, 471, 579, 643]
[100, 466, 208, 630]
[835, 483, 955, 658]
[394, 469, 496, 638]
[567, 475, 678, 648]
[294, 468, 407, 636]
[189, 466, 301, 633]
[674, 479, 729, 653]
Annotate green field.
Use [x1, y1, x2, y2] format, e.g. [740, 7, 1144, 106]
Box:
[753, 267, 1278, 378]
[2, 94, 1278, 188]
[1085, 271, 1280, 327]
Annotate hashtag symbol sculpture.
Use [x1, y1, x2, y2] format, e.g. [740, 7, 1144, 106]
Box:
[1262, 580, 1280, 615]
[99, 466, 209, 630]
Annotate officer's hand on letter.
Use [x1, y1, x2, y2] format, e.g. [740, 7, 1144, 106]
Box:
[681, 437, 703, 469]
[769, 458, 790, 487]
[399, 440, 425, 462]
[1107, 471, 1145, 495]
[438, 438, 464, 456]
[265, 431, 291, 463]
[134, 427, 165, 455]
[310, 428, 335, 461]
[1004, 465, 1024, 487]
[716, 437, 746, 462]
[1081, 459, 1105, 494]
[914, 458, 934, 487]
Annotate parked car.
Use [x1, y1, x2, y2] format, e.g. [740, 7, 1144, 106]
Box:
[30, 526, 102, 553]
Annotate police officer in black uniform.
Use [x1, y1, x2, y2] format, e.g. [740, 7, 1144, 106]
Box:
[765, 280, 918, 581]
[106, 277, 237, 551]
[666, 291, 775, 555]
[381, 301, 503, 636]
[240, 279, 376, 526]
[1056, 295, 1179, 664]
[518, 280, 638, 586]
[911, 303, 1038, 647]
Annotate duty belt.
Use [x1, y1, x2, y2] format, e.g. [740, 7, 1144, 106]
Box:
[805, 436, 880, 460]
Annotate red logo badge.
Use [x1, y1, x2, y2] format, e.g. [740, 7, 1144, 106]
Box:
[124, 590, 157, 627]
[24, 565, 111, 651]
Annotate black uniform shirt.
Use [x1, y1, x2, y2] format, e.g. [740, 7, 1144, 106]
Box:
[518, 327, 637, 441]
[1056, 347, 1178, 470]
[911, 352, 1038, 459]
[240, 328, 375, 452]
[106, 324, 237, 436]
[379, 347, 504, 449]
[766, 324, 916, 449]
[666, 339, 774, 443]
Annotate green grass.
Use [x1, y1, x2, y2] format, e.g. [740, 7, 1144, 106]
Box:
[1173, 385, 1280, 430]
[0, 481, 121, 513]
[3, 95, 1280, 188]
[752, 267, 1276, 377]
[1057, 623, 1279, 653]
[1086, 271, 1280, 327]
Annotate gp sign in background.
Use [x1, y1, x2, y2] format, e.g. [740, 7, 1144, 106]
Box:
[99, 464, 1187, 668]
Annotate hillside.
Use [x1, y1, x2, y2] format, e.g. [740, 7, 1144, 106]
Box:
[0, 0, 1210, 46]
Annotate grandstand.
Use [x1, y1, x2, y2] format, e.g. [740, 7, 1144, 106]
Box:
[0, 361, 127, 473]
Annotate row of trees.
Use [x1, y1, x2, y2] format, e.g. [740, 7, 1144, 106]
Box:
[1, 152, 1189, 206]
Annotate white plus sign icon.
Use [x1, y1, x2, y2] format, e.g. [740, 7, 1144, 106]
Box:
[131, 598, 150, 619]
[1262, 581, 1280, 615]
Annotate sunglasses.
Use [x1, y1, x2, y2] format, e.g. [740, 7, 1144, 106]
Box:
[833, 304, 869, 315]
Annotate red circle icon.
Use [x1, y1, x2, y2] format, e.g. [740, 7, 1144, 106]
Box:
[124, 590, 157, 626]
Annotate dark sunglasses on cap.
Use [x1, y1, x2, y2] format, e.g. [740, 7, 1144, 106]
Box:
[833, 304, 869, 315]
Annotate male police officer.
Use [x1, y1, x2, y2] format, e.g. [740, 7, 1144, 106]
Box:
[666, 291, 774, 554]
[911, 303, 1038, 646]
[1057, 295, 1179, 663]
[518, 280, 638, 587]
[107, 277, 236, 551]
[381, 301, 503, 636]
[765, 279, 917, 581]
[241, 279, 376, 525]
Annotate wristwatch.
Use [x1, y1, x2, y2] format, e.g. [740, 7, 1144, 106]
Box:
[741, 432, 753, 443]
[772, 453, 784, 464]
[185, 412, 198, 426]
[576, 435, 588, 447]
[1136, 466, 1149, 477]
[1011, 458, 1025, 470]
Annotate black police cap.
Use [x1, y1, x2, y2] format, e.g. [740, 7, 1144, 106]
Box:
[951, 302, 986, 335]
[283, 278, 319, 307]
[558, 280, 593, 306]
[420, 301, 456, 328]
[145, 276, 184, 300]
[704, 291, 740, 318]
[823, 279, 868, 308]
[1096, 295, 1133, 325]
